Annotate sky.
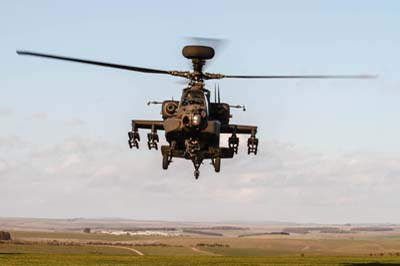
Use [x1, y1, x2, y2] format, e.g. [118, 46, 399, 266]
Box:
[1, 1, 400, 223]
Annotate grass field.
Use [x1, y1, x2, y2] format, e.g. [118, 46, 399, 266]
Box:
[11, 231, 163, 242]
[8, 231, 400, 256]
[2, 230, 400, 265]
[0, 243, 136, 255]
[1, 254, 400, 266]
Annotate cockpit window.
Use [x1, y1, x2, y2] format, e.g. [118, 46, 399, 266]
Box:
[182, 91, 204, 106]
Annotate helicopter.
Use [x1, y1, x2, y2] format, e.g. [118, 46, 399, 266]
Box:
[17, 45, 374, 179]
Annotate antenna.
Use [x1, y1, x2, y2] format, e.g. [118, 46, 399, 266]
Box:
[214, 84, 217, 103]
[217, 84, 221, 103]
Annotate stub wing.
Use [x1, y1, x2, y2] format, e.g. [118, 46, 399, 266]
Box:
[131, 120, 164, 131]
[221, 124, 257, 135]
[129, 120, 164, 150]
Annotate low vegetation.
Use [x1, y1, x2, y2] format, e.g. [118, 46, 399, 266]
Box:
[196, 243, 230, 248]
[186, 226, 248, 231]
[2, 229, 400, 265]
[282, 227, 343, 234]
[182, 229, 223, 236]
[238, 232, 290, 237]
[351, 227, 394, 232]
[1, 254, 400, 266]
[0, 231, 11, 241]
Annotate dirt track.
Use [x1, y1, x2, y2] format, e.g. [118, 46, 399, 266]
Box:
[106, 245, 144, 256]
[191, 246, 221, 256]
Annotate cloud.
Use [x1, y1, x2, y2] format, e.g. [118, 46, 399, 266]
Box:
[0, 135, 400, 223]
[0, 135, 30, 150]
[0, 107, 13, 116]
[65, 118, 86, 126]
[31, 112, 48, 120]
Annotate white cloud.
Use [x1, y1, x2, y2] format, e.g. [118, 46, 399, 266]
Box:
[65, 118, 86, 126]
[31, 112, 48, 120]
[0, 107, 13, 116]
[0, 135, 399, 223]
[0, 135, 30, 150]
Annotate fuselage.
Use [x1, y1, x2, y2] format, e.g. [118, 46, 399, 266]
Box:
[162, 87, 223, 153]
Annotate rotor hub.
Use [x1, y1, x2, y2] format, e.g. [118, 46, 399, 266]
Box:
[182, 46, 214, 85]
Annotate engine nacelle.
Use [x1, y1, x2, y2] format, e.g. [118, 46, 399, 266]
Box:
[209, 102, 230, 125]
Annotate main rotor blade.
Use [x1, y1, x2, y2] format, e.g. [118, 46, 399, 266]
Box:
[223, 74, 377, 79]
[16, 50, 172, 75]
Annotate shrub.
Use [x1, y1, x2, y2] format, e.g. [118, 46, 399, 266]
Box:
[0, 231, 11, 241]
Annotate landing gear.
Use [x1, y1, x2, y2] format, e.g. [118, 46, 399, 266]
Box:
[213, 156, 221, 173]
[162, 153, 169, 170]
[161, 141, 175, 170]
[194, 169, 200, 179]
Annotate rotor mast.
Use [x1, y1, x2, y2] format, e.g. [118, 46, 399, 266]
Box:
[192, 58, 205, 81]
[181, 45, 216, 88]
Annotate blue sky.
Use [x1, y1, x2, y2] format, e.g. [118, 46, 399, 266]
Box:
[1, 1, 400, 223]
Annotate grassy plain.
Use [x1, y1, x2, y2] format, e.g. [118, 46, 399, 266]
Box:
[2, 230, 400, 265]
[0, 243, 135, 255]
[12, 231, 160, 241]
[1, 254, 400, 266]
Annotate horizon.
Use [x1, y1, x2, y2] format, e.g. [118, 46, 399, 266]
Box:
[1, 216, 399, 226]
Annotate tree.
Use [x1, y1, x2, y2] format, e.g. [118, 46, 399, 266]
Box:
[0, 231, 11, 240]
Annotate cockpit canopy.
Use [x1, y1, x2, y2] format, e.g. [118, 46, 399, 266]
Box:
[181, 89, 206, 106]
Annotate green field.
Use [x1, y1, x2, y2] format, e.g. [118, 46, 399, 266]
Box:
[11, 231, 163, 242]
[0, 243, 135, 255]
[1, 254, 400, 266]
[2, 230, 400, 265]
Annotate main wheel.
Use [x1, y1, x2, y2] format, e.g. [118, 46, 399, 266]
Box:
[214, 157, 221, 173]
[162, 154, 169, 170]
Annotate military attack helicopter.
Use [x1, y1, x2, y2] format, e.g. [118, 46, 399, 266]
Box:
[17, 44, 374, 179]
